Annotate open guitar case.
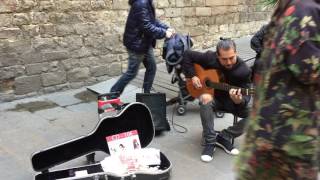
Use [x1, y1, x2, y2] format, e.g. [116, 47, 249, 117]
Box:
[31, 102, 172, 180]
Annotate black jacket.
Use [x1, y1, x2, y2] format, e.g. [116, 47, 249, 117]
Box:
[123, 0, 168, 53]
[250, 24, 268, 59]
[181, 50, 252, 107]
[251, 24, 269, 77]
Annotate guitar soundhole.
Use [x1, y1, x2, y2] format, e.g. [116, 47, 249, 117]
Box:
[203, 78, 209, 89]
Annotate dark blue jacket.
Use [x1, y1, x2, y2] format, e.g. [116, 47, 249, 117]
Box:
[123, 0, 168, 53]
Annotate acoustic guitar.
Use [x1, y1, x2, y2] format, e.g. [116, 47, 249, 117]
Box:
[186, 64, 254, 98]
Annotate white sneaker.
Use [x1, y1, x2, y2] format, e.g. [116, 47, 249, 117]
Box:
[200, 145, 216, 162]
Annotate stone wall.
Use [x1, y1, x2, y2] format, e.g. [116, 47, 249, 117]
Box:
[0, 0, 271, 101]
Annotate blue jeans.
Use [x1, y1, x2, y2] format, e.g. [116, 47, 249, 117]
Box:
[110, 47, 157, 96]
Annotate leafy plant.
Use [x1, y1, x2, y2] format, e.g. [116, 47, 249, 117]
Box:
[260, 0, 278, 6]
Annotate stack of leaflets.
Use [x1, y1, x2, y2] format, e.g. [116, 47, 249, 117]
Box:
[104, 130, 161, 175]
[106, 130, 141, 172]
[106, 130, 141, 156]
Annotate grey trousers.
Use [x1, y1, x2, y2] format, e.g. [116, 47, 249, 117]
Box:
[200, 97, 249, 145]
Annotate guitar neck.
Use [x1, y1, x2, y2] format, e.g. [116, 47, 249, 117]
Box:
[205, 80, 250, 95]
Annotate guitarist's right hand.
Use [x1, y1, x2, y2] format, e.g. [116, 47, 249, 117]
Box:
[192, 76, 202, 89]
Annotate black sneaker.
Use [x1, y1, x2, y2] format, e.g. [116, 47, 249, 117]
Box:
[201, 144, 216, 162]
[216, 134, 239, 155]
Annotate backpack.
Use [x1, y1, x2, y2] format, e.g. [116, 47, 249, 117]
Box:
[162, 34, 193, 73]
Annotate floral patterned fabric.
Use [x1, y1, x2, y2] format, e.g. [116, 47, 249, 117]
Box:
[236, 0, 320, 179]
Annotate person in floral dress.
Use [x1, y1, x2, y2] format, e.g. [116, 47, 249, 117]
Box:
[236, 0, 319, 179]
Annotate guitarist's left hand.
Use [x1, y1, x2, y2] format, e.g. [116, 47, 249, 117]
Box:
[229, 88, 243, 104]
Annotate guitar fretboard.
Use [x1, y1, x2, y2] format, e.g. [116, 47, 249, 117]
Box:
[205, 80, 252, 96]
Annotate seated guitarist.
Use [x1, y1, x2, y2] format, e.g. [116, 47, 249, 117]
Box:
[181, 38, 252, 162]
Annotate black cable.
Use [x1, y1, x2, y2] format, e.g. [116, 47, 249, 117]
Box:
[169, 103, 188, 133]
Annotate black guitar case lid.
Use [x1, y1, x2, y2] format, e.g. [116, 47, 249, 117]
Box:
[31, 102, 155, 172]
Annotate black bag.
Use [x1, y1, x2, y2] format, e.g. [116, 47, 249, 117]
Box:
[136, 93, 170, 133]
[31, 103, 172, 180]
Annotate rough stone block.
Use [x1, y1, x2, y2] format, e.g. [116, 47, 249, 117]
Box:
[42, 71, 67, 86]
[0, 0, 18, 13]
[0, 67, 15, 80]
[158, 0, 170, 8]
[0, 92, 14, 102]
[187, 26, 207, 36]
[168, 0, 176, 6]
[70, 81, 84, 89]
[5, 40, 31, 54]
[71, 1, 92, 11]
[165, 8, 182, 18]
[12, 13, 30, 26]
[112, 0, 129, 10]
[30, 12, 49, 24]
[108, 62, 121, 76]
[15, 75, 41, 95]
[100, 54, 118, 64]
[191, 0, 205, 6]
[0, 78, 15, 93]
[222, 13, 235, 24]
[233, 13, 240, 23]
[48, 61, 64, 72]
[239, 12, 248, 23]
[55, 0, 73, 11]
[17, 0, 36, 11]
[170, 17, 184, 28]
[61, 59, 81, 71]
[39, 24, 56, 38]
[185, 18, 198, 26]
[67, 67, 90, 82]
[0, 14, 12, 27]
[55, 35, 83, 51]
[32, 37, 56, 51]
[0, 65, 25, 80]
[50, 12, 84, 24]
[39, 1, 55, 11]
[219, 24, 229, 32]
[90, 0, 107, 10]
[215, 15, 226, 25]
[176, 0, 192, 7]
[21, 25, 40, 37]
[198, 17, 215, 25]
[117, 53, 128, 62]
[156, 9, 165, 19]
[208, 25, 219, 34]
[211, 6, 227, 15]
[21, 50, 44, 64]
[0, 27, 22, 39]
[205, 0, 224, 6]
[85, 34, 121, 54]
[78, 56, 98, 67]
[55, 83, 69, 91]
[0, 53, 22, 67]
[70, 48, 92, 58]
[196, 7, 211, 16]
[42, 50, 69, 62]
[224, 0, 239, 5]
[56, 24, 75, 36]
[90, 65, 108, 77]
[182, 7, 195, 17]
[26, 63, 49, 75]
[42, 86, 57, 93]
